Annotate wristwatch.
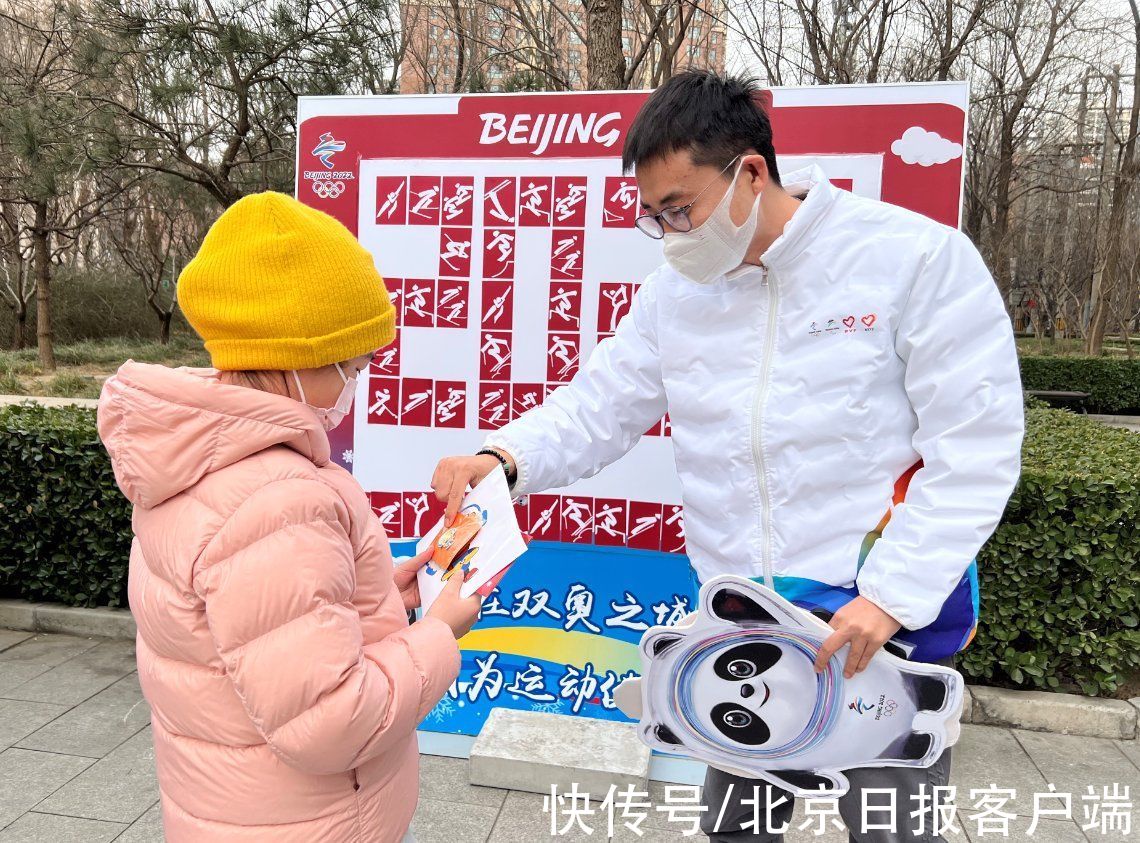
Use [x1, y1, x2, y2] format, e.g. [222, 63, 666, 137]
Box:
[477, 448, 517, 486]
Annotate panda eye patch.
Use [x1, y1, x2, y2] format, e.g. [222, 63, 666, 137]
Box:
[713, 643, 782, 681]
[712, 702, 771, 745]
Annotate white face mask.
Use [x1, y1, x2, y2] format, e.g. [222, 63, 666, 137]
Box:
[293, 362, 356, 431]
[663, 161, 762, 285]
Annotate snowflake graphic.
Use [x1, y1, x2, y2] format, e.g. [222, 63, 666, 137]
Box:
[341, 449, 354, 464]
[532, 700, 565, 715]
[427, 695, 456, 723]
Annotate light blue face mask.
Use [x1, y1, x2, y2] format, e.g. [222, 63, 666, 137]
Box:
[293, 362, 356, 431]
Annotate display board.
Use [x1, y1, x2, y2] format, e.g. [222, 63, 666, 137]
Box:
[295, 83, 969, 740]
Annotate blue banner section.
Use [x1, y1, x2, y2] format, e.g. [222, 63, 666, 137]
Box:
[393, 540, 696, 736]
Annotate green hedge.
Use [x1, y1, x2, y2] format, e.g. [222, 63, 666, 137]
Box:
[1019, 355, 1140, 415]
[0, 403, 132, 608]
[961, 407, 1140, 696]
[1, 401, 1137, 696]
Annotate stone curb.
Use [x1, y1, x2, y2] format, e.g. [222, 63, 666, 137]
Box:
[0, 599, 136, 640]
[1, 600, 1136, 742]
[967, 684, 1137, 741]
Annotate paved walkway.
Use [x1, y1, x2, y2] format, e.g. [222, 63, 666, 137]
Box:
[1, 630, 1136, 842]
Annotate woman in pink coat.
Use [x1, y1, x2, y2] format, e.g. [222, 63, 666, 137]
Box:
[97, 192, 480, 842]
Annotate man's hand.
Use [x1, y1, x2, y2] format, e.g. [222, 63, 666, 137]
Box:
[813, 596, 903, 678]
[432, 453, 510, 525]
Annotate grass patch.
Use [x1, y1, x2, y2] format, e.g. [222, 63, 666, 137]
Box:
[0, 368, 26, 395]
[43, 373, 102, 399]
[0, 334, 208, 398]
[1016, 336, 1139, 358]
[0, 333, 207, 370]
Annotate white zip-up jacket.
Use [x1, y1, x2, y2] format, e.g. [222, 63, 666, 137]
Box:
[485, 166, 1024, 662]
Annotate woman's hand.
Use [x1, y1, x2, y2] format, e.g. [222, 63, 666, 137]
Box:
[393, 547, 434, 611]
[426, 575, 483, 640]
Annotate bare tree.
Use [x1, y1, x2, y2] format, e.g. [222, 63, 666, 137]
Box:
[87, 0, 405, 208]
[0, 203, 34, 350]
[1086, 0, 1140, 353]
[105, 179, 206, 343]
[0, 0, 131, 369]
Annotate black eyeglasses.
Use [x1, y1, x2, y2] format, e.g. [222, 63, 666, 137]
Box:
[634, 155, 741, 240]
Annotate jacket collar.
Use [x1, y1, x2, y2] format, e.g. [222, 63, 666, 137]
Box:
[758, 165, 841, 272]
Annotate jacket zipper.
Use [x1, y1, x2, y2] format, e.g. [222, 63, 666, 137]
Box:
[752, 268, 778, 589]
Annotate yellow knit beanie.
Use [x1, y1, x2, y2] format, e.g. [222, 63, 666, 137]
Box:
[177, 192, 395, 371]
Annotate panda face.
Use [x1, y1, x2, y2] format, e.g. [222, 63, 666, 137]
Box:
[688, 638, 817, 749]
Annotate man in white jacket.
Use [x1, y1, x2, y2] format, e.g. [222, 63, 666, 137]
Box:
[432, 71, 1023, 842]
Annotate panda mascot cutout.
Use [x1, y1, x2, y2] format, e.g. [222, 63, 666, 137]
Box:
[613, 576, 964, 798]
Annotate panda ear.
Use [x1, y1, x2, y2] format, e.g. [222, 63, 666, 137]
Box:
[646, 631, 683, 657]
[700, 576, 808, 630]
[760, 769, 849, 798]
[708, 586, 780, 626]
[651, 723, 683, 746]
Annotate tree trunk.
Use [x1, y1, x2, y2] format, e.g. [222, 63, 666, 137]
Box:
[584, 0, 625, 90]
[11, 303, 26, 351]
[159, 311, 172, 345]
[989, 116, 1017, 297]
[449, 0, 466, 92]
[1086, 46, 1137, 355]
[32, 201, 55, 371]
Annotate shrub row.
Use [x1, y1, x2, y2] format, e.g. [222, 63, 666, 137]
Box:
[1019, 355, 1140, 415]
[1, 401, 1137, 697]
[0, 403, 132, 608]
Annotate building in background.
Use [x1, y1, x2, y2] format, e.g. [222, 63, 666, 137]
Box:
[399, 0, 728, 94]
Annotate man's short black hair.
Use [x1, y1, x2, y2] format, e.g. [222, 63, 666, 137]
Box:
[622, 70, 780, 186]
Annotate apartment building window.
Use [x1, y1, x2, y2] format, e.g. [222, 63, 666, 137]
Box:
[709, 48, 717, 62]
[570, 50, 581, 64]
[622, 36, 631, 52]
[489, 25, 503, 39]
[429, 45, 439, 61]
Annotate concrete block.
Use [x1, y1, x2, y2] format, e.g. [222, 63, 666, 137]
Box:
[470, 708, 650, 798]
[960, 684, 974, 724]
[0, 600, 39, 632]
[970, 685, 1137, 741]
[33, 604, 135, 640]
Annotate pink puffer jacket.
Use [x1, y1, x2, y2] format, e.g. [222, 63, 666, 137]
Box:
[97, 361, 459, 842]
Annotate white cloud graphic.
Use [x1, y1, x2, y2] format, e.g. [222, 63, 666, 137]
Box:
[890, 126, 963, 166]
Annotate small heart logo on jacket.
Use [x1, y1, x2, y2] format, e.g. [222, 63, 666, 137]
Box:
[842, 316, 856, 328]
[862, 314, 877, 327]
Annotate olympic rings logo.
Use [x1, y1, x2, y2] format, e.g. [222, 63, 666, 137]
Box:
[882, 699, 898, 716]
[312, 180, 345, 199]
